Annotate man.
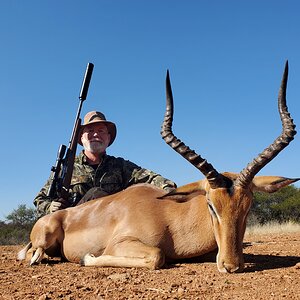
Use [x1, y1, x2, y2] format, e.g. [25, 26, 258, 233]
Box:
[34, 111, 176, 217]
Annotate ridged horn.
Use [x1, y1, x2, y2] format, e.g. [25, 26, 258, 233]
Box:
[235, 61, 297, 188]
[161, 70, 228, 189]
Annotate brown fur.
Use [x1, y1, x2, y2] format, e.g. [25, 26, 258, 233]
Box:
[18, 175, 297, 273]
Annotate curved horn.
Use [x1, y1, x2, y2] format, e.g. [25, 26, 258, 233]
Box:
[161, 70, 228, 189]
[235, 61, 297, 188]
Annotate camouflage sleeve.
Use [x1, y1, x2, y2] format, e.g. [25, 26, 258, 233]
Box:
[33, 179, 52, 218]
[130, 168, 177, 192]
[33, 178, 90, 218]
[120, 158, 176, 192]
[34, 168, 94, 218]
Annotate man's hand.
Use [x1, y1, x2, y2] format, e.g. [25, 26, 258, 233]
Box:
[49, 199, 68, 213]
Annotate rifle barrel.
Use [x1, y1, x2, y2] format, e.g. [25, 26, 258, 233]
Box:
[79, 63, 94, 101]
[69, 63, 94, 147]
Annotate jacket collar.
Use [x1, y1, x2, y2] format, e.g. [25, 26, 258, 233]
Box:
[78, 150, 107, 165]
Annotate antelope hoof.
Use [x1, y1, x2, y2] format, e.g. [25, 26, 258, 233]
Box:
[80, 253, 95, 266]
[29, 248, 44, 266]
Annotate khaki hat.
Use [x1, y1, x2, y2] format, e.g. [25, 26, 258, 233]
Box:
[79, 111, 117, 146]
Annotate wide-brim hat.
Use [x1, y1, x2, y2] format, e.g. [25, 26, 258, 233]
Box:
[79, 111, 117, 146]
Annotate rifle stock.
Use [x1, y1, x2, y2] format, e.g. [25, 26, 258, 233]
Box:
[47, 63, 94, 204]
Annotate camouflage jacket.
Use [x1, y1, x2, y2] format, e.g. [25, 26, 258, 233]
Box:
[34, 151, 176, 217]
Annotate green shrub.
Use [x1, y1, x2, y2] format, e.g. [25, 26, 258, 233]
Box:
[0, 204, 37, 245]
[249, 185, 300, 225]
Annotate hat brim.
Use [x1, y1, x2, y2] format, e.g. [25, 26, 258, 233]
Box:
[78, 120, 117, 147]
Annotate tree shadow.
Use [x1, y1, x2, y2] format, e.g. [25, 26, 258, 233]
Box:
[163, 245, 300, 272]
[37, 255, 67, 265]
[164, 250, 218, 269]
[243, 241, 300, 272]
[243, 253, 300, 272]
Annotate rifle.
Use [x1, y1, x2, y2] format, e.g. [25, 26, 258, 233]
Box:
[47, 63, 94, 205]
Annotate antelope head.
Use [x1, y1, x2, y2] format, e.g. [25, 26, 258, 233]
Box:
[161, 61, 299, 273]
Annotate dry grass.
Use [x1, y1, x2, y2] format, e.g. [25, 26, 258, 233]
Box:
[246, 221, 300, 236]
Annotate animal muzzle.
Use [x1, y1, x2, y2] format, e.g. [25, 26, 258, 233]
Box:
[217, 254, 245, 273]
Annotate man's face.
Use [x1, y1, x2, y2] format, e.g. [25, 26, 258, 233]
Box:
[81, 123, 111, 154]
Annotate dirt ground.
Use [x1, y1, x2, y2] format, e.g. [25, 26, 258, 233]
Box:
[1, 232, 299, 300]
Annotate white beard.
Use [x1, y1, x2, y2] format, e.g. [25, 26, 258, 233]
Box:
[82, 140, 107, 154]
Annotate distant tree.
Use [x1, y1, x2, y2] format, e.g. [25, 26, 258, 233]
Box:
[0, 204, 37, 245]
[272, 194, 300, 223]
[6, 204, 36, 227]
[249, 185, 300, 225]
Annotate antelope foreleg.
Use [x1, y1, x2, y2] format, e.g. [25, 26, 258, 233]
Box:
[26, 213, 64, 264]
[81, 238, 165, 270]
[30, 247, 45, 265]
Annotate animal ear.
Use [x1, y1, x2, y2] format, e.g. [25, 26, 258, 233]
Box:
[158, 180, 207, 201]
[252, 176, 300, 193]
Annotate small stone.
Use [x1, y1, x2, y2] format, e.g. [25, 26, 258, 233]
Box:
[177, 287, 184, 295]
[294, 262, 300, 269]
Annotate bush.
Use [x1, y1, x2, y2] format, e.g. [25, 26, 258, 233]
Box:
[0, 204, 37, 245]
[249, 185, 300, 225]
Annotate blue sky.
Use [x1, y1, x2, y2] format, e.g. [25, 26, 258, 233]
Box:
[1, 1, 300, 219]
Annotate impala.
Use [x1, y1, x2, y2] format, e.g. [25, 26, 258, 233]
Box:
[18, 61, 298, 273]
